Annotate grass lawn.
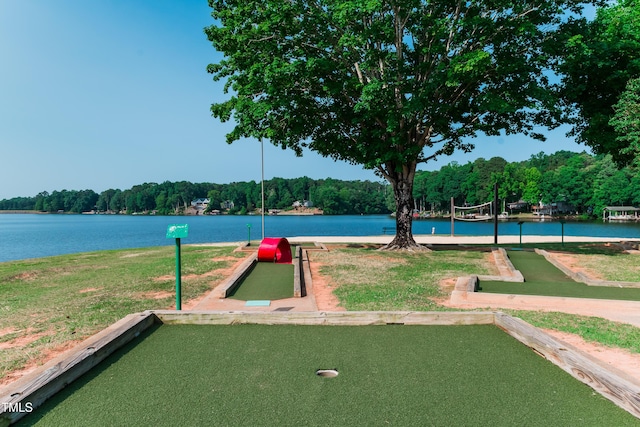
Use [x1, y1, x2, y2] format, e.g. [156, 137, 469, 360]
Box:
[0, 246, 244, 379]
[479, 250, 640, 301]
[16, 324, 639, 426]
[570, 253, 640, 282]
[311, 246, 497, 311]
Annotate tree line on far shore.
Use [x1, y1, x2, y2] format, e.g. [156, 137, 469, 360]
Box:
[1, 150, 638, 217]
[415, 151, 640, 217]
[0, 177, 392, 215]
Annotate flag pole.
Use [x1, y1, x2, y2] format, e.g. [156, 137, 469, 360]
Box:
[261, 139, 265, 240]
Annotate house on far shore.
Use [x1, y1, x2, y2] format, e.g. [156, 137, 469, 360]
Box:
[532, 200, 576, 216]
[292, 200, 313, 209]
[532, 203, 555, 216]
[190, 198, 210, 215]
[191, 198, 209, 210]
[603, 206, 640, 221]
[507, 200, 529, 213]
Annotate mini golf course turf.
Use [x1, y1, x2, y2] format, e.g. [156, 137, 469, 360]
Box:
[480, 250, 640, 301]
[16, 324, 639, 426]
[228, 262, 294, 301]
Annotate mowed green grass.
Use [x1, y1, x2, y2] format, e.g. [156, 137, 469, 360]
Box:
[228, 263, 294, 300]
[0, 246, 243, 378]
[312, 246, 496, 311]
[479, 250, 640, 301]
[16, 324, 639, 426]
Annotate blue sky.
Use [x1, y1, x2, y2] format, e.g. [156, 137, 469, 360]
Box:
[0, 1, 591, 200]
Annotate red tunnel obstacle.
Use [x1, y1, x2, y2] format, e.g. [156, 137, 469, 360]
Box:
[257, 237, 292, 264]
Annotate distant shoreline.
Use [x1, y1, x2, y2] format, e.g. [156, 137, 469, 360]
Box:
[0, 209, 327, 216]
[0, 210, 44, 214]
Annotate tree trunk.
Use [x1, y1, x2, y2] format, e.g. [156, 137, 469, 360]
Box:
[381, 162, 426, 251]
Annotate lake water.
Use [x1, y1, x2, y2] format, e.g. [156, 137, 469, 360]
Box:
[2, 213, 640, 263]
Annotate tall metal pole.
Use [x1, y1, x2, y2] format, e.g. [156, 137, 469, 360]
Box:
[261, 139, 265, 240]
[493, 183, 499, 245]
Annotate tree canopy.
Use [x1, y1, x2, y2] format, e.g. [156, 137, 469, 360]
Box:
[610, 78, 640, 166]
[206, 0, 594, 248]
[559, 0, 640, 166]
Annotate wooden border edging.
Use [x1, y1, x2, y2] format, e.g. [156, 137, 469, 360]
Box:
[301, 248, 312, 298]
[0, 311, 159, 426]
[450, 284, 640, 321]
[215, 253, 257, 298]
[294, 247, 312, 298]
[293, 246, 303, 297]
[150, 310, 496, 326]
[495, 312, 640, 418]
[2, 310, 639, 423]
[491, 248, 524, 281]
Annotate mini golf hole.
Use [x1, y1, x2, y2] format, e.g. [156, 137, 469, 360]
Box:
[316, 369, 339, 378]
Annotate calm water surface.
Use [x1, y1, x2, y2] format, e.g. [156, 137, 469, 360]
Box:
[1, 213, 640, 262]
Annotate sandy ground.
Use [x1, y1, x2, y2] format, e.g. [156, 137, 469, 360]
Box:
[309, 258, 345, 311]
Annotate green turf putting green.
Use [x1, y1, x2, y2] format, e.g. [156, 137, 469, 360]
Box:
[480, 250, 640, 301]
[228, 262, 294, 301]
[16, 324, 639, 426]
[507, 250, 575, 283]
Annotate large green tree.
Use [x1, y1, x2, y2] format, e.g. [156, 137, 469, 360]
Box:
[559, 0, 640, 167]
[610, 78, 640, 166]
[206, 0, 589, 249]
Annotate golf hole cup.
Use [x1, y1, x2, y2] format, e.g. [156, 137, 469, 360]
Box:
[316, 369, 339, 378]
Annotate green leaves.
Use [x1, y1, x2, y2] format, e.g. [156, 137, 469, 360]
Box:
[205, 0, 595, 247]
[206, 0, 582, 169]
[559, 0, 640, 166]
[611, 78, 640, 166]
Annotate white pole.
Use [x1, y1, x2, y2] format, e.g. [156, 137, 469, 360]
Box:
[261, 139, 265, 240]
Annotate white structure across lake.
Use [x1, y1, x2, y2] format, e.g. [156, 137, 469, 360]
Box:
[603, 206, 640, 221]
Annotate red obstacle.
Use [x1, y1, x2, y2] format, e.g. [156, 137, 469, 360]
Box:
[257, 237, 292, 264]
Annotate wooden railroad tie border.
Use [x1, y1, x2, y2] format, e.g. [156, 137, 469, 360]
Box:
[214, 253, 258, 298]
[1, 310, 639, 425]
[0, 312, 158, 427]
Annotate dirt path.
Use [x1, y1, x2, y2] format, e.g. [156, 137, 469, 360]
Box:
[309, 259, 344, 311]
[542, 329, 640, 385]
